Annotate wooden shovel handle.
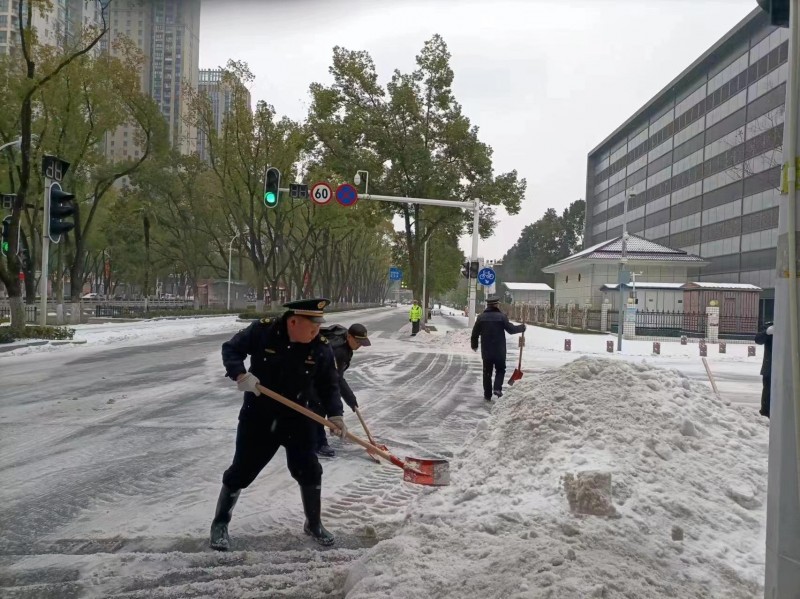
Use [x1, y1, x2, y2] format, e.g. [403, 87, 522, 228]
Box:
[255, 383, 402, 467]
[354, 407, 377, 446]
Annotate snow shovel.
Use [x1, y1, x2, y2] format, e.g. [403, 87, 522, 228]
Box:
[354, 407, 387, 463]
[255, 383, 450, 486]
[508, 322, 525, 386]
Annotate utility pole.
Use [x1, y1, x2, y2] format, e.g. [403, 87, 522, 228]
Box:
[422, 231, 428, 326]
[764, 0, 800, 596]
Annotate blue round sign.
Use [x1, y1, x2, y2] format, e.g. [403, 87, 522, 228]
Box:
[478, 267, 496, 286]
[335, 183, 359, 207]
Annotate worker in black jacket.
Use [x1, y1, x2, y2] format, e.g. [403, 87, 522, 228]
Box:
[755, 321, 774, 418]
[313, 323, 371, 457]
[471, 295, 526, 401]
[210, 298, 346, 551]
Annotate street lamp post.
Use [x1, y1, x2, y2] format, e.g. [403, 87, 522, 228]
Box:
[227, 233, 240, 311]
[422, 232, 428, 326]
[617, 192, 634, 351]
[0, 138, 23, 153]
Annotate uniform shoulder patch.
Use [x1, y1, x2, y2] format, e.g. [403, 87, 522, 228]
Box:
[319, 335, 329, 344]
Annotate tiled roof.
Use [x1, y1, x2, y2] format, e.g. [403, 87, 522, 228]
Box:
[601, 282, 685, 290]
[544, 234, 706, 272]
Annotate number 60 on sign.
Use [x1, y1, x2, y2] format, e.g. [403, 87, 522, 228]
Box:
[310, 182, 333, 206]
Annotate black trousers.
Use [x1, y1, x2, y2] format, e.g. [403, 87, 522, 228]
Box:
[411, 320, 420, 335]
[222, 413, 322, 491]
[761, 376, 771, 418]
[310, 403, 329, 449]
[482, 357, 506, 398]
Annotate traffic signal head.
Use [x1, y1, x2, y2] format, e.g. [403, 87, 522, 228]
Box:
[1, 216, 10, 256]
[264, 167, 281, 208]
[461, 260, 480, 279]
[48, 182, 76, 241]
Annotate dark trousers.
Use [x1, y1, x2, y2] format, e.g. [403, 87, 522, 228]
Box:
[761, 376, 771, 418]
[482, 358, 506, 398]
[411, 320, 420, 335]
[310, 403, 329, 449]
[222, 414, 322, 491]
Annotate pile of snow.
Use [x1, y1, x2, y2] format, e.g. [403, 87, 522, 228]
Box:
[344, 357, 767, 598]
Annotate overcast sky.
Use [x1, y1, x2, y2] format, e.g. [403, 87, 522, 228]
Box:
[199, 0, 757, 260]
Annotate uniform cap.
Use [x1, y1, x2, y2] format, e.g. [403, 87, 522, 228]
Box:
[486, 295, 501, 305]
[283, 298, 330, 323]
[348, 323, 371, 346]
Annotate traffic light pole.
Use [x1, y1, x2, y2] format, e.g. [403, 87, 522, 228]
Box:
[359, 193, 481, 327]
[39, 176, 51, 326]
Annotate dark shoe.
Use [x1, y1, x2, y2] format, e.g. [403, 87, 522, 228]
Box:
[760, 408, 770, 418]
[300, 485, 335, 546]
[317, 444, 335, 458]
[210, 484, 240, 551]
[484, 395, 492, 401]
[493, 390, 503, 398]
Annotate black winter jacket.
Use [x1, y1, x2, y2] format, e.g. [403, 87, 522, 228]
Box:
[221, 315, 343, 420]
[470, 306, 526, 361]
[755, 322, 773, 377]
[321, 325, 359, 411]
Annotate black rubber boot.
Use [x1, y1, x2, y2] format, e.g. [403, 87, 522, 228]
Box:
[210, 484, 240, 551]
[300, 485, 335, 546]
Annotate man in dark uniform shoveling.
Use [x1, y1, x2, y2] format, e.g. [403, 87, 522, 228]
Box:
[210, 298, 347, 550]
[471, 295, 526, 401]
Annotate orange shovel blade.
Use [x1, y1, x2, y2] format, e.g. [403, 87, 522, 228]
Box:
[402, 457, 450, 486]
[508, 368, 523, 385]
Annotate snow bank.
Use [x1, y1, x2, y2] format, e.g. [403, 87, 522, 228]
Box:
[344, 357, 767, 598]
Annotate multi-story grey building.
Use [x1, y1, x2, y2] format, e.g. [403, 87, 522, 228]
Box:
[585, 7, 788, 320]
[197, 69, 252, 163]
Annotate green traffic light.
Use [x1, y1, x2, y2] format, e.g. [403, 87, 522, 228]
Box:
[264, 191, 277, 206]
[1, 241, 8, 254]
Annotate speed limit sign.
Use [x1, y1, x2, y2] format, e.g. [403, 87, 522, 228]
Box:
[310, 182, 333, 206]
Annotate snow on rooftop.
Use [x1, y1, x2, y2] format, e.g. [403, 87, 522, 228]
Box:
[688, 282, 763, 290]
[601, 282, 685, 290]
[503, 282, 554, 292]
[345, 357, 767, 598]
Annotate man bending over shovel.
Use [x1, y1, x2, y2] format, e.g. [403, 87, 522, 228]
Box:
[471, 295, 526, 401]
[210, 298, 347, 550]
[312, 323, 372, 457]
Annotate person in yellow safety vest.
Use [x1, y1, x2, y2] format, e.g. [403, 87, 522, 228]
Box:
[409, 300, 422, 336]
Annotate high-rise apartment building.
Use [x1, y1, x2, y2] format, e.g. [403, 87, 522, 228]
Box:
[104, 0, 200, 158]
[0, 0, 104, 54]
[197, 68, 252, 162]
[585, 8, 788, 319]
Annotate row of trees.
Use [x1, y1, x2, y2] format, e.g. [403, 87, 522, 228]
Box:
[0, 1, 527, 335]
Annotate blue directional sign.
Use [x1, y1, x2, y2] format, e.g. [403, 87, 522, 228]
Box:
[477, 267, 496, 286]
[389, 267, 402, 281]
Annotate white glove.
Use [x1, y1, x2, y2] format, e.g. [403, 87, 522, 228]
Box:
[236, 372, 261, 395]
[328, 415, 347, 440]
[766, 325, 774, 335]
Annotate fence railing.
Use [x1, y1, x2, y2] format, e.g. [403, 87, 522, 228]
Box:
[0, 305, 39, 323]
[499, 303, 759, 339]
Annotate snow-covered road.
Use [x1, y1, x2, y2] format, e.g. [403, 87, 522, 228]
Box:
[0, 307, 768, 598]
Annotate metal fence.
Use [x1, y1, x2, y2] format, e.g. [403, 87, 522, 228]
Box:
[497, 303, 757, 340]
[0, 304, 39, 323]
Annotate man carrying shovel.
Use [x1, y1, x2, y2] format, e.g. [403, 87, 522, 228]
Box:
[471, 295, 526, 401]
[312, 323, 372, 457]
[210, 298, 347, 551]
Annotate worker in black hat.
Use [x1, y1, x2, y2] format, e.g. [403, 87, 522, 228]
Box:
[312, 323, 372, 457]
[211, 298, 346, 551]
[470, 295, 525, 401]
[755, 321, 774, 418]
